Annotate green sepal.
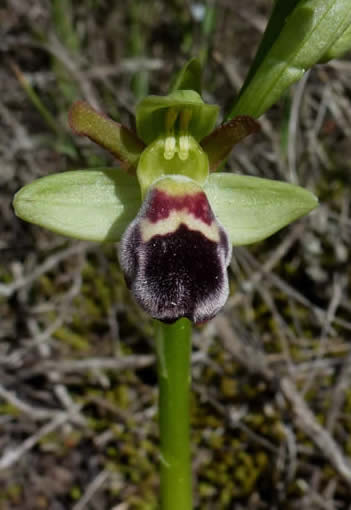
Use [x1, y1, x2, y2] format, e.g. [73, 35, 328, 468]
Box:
[136, 90, 219, 145]
[170, 57, 203, 94]
[204, 173, 318, 246]
[229, 0, 351, 119]
[137, 135, 209, 197]
[13, 168, 141, 242]
[69, 101, 145, 171]
[201, 116, 260, 171]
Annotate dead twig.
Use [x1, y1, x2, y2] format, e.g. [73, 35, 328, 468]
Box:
[72, 470, 109, 510]
[215, 315, 351, 487]
[0, 383, 57, 421]
[27, 354, 155, 375]
[0, 242, 90, 297]
[326, 352, 351, 434]
[0, 412, 68, 470]
[46, 33, 101, 110]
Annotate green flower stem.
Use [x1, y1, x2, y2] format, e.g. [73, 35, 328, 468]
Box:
[155, 318, 192, 510]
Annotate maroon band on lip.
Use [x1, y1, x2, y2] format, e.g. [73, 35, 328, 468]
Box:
[146, 189, 213, 225]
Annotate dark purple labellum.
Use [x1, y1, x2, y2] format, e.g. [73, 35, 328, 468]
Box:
[118, 177, 232, 324]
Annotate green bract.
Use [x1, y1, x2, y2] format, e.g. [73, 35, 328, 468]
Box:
[230, 0, 351, 119]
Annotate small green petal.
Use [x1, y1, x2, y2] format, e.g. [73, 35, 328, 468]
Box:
[136, 90, 219, 145]
[69, 101, 145, 170]
[13, 169, 141, 242]
[204, 173, 318, 246]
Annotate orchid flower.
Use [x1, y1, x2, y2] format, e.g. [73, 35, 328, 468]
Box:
[13, 71, 317, 324]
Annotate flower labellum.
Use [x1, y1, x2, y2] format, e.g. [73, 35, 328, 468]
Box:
[118, 176, 232, 324]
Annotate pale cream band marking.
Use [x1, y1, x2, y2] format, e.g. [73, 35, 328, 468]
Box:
[140, 209, 220, 243]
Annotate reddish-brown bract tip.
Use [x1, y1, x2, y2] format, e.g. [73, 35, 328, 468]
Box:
[201, 115, 260, 171]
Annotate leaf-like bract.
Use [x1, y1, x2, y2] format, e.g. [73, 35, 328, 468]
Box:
[229, 0, 351, 119]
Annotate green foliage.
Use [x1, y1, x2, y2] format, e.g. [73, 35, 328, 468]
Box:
[321, 22, 351, 61]
[237, 0, 300, 94]
[229, 0, 351, 118]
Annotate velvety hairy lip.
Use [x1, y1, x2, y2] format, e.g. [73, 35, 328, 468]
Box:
[119, 177, 232, 324]
[120, 223, 230, 323]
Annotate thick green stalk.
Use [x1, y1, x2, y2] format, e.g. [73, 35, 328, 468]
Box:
[155, 318, 192, 510]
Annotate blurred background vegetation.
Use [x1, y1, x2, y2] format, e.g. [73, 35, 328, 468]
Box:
[1, 1, 351, 508]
